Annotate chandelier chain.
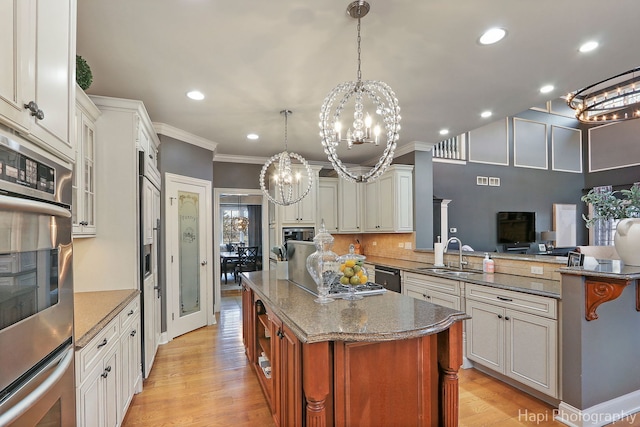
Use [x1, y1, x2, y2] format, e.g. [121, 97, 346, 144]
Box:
[356, 14, 362, 83]
[284, 110, 289, 151]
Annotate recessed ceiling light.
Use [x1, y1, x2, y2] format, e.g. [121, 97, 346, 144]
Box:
[481, 110, 492, 118]
[439, 129, 449, 136]
[479, 27, 507, 45]
[247, 133, 259, 140]
[186, 90, 205, 100]
[540, 85, 554, 94]
[579, 41, 599, 53]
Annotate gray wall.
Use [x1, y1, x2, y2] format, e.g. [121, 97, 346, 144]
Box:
[212, 162, 263, 189]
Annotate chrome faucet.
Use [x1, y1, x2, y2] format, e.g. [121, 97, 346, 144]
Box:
[444, 237, 467, 270]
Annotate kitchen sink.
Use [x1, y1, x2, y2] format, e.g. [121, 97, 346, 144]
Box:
[418, 268, 473, 278]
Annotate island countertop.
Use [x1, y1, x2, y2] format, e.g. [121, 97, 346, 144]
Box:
[241, 270, 469, 344]
[559, 258, 640, 280]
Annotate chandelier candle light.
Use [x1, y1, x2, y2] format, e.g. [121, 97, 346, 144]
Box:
[319, 0, 401, 183]
[260, 110, 313, 206]
[566, 67, 640, 123]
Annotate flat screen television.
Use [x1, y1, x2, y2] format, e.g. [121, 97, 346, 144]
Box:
[497, 211, 536, 244]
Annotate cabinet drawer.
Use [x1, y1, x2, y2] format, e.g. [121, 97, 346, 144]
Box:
[465, 283, 557, 319]
[76, 319, 119, 384]
[119, 297, 140, 331]
[404, 271, 460, 295]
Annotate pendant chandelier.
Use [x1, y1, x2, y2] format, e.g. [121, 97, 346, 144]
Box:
[319, 1, 401, 183]
[260, 109, 313, 206]
[567, 67, 640, 124]
[231, 196, 249, 232]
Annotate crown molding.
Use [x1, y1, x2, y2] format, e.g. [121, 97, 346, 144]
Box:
[153, 122, 218, 152]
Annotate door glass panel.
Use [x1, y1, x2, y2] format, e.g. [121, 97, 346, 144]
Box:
[178, 191, 200, 316]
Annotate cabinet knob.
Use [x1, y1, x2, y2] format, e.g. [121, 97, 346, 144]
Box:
[97, 338, 108, 349]
[130, 329, 137, 337]
[24, 101, 44, 120]
[505, 316, 510, 321]
[497, 314, 503, 319]
[201, 260, 208, 266]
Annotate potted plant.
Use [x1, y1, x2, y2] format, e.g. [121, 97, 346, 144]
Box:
[581, 184, 640, 265]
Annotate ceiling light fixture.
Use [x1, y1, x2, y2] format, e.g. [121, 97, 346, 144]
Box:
[231, 195, 249, 232]
[481, 110, 492, 118]
[247, 133, 259, 140]
[186, 90, 204, 100]
[567, 67, 640, 123]
[260, 110, 313, 206]
[479, 27, 507, 45]
[439, 129, 449, 135]
[319, 1, 401, 183]
[540, 85, 554, 94]
[579, 41, 599, 53]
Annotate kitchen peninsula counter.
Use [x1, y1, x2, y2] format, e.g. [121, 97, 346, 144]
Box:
[241, 270, 468, 427]
[74, 289, 139, 348]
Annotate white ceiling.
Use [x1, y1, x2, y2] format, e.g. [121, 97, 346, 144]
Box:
[77, 0, 640, 165]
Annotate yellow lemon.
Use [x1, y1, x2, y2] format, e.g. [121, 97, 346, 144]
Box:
[339, 264, 346, 272]
[345, 260, 356, 268]
[360, 275, 368, 283]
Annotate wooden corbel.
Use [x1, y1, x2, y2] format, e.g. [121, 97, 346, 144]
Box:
[584, 278, 633, 321]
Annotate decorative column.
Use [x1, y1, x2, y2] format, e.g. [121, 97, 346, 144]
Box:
[302, 341, 330, 426]
[437, 320, 463, 427]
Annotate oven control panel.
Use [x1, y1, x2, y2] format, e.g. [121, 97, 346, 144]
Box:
[0, 144, 55, 195]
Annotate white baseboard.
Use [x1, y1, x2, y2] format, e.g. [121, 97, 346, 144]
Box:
[556, 390, 640, 427]
[159, 332, 169, 345]
[461, 356, 473, 369]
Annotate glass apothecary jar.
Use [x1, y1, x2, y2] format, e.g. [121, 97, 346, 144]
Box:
[336, 244, 368, 300]
[306, 220, 339, 303]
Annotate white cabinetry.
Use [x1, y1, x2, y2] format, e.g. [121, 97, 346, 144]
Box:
[76, 297, 141, 427]
[403, 272, 461, 310]
[318, 177, 338, 232]
[364, 165, 413, 232]
[465, 283, 558, 398]
[0, 0, 76, 162]
[338, 178, 363, 233]
[279, 165, 320, 225]
[72, 86, 100, 237]
[119, 298, 141, 417]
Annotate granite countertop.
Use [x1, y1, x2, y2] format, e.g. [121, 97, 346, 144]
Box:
[364, 255, 562, 299]
[559, 257, 640, 280]
[242, 270, 469, 344]
[74, 289, 140, 349]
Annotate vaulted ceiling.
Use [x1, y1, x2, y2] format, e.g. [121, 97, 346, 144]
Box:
[77, 0, 640, 165]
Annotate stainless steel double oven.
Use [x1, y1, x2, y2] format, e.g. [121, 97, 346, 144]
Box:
[0, 133, 75, 426]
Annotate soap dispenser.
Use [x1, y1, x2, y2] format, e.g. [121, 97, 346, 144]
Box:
[483, 253, 495, 273]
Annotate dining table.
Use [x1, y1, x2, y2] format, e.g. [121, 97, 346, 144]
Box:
[220, 251, 239, 283]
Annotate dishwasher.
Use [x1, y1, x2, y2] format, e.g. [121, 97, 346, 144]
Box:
[374, 265, 401, 293]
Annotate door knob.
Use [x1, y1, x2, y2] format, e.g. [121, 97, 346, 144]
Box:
[201, 260, 207, 266]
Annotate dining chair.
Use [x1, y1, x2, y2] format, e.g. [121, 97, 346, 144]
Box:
[234, 246, 259, 282]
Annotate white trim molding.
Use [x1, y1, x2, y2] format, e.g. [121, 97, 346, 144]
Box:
[153, 122, 218, 153]
[556, 391, 640, 427]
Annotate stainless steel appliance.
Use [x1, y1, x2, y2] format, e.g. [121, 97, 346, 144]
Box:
[0, 133, 75, 426]
[374, 265, 402, 293]
[282, 227, 314, 243]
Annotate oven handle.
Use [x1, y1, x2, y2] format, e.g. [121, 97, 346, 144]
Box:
[0, 194, 71, 218]
[374, 268, 399, 275]
[0, 346, 73, 426]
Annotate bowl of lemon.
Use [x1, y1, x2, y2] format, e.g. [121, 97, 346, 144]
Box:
[337, 245, 368, 300]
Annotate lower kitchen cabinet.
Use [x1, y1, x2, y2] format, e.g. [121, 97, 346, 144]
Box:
[403, 271, 461, 310]
[242, 288, 303, 427]
[76, 296, 141, 426]
[465, 283, 558, 398]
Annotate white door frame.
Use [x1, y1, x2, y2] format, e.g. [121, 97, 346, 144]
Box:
[213, 187, 269, 312]
[165, 173, 214, 340]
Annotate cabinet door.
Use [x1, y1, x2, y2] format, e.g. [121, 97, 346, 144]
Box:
[29, 0, 75, 160]
[363, 181, 379, 231]
[121, 314, 141, 413]
[73, 112, 97, 236]
[0, 0, 31, 132]
[376, 173, 395, 231]
[103, 346, 119, 427]
[318, 178, 338, 232]
[338, 179, 362, 233]
[428, 289, 461, 310]
[466, 299, 504, 373]
[404, 283, 428, 301]
[77, 363, 104, 427]
[278, 323, 302, 427]
[506, 309, 557, 397]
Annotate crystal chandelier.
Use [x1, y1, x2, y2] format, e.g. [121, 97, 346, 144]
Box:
[231, 196, 249, 232]
[567, 67, 640, 123]
[260, 110, 313, 206]
[319, 1, 401, 183]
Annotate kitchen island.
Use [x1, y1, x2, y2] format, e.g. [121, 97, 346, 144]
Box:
[240, 270, 469, 427]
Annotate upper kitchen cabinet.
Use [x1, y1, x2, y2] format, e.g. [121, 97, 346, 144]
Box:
[364, 165, 413, 232]
[72, 86, 100, 237]
[338, 178, 363, 233]
[278, 165, 321, 226]
[318, 177, 338, 233]
[0, 0, 77, 163]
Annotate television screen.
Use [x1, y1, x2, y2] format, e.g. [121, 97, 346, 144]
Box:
[497, 212, 536, 244]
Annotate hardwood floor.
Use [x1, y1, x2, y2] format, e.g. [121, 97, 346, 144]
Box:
[123, 292, 640, 427]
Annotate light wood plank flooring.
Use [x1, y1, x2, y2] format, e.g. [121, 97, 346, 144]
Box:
[122, 292, 640, 427]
